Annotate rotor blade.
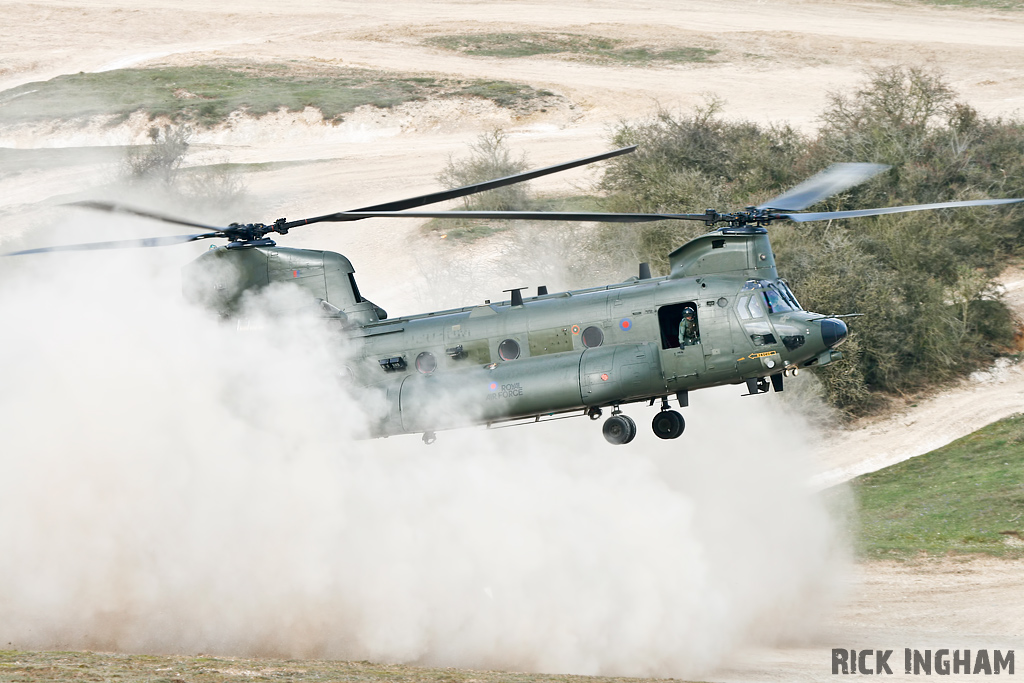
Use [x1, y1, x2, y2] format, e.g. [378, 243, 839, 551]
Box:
[68, 200, 228, 232]
[779, 197, 1024, 223]
[280, 145, 638, 229]
[337, 210, 713, 223]
[757, 163, 890, 211]
[2, 232, 221, 256]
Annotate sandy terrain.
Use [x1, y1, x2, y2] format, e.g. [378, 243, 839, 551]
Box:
[3, 1, 1024, 681]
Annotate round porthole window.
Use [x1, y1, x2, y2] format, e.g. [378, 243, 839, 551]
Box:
[415, 351, 437, 374]
[581, 325, 604, 348]
[498, 338, 520, 361]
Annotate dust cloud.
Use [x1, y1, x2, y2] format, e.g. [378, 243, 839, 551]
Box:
[0, 213, 847, 679]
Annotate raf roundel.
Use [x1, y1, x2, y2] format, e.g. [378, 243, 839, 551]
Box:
[488, 381, 498, 392]
[619, 318, 632, 331]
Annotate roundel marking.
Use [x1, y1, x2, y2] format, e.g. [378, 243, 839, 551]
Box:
[571, 325, 581, 335]
[488, 381, 499, 392]
[619, 318, 632, 331]
[600, 373, 609, 381]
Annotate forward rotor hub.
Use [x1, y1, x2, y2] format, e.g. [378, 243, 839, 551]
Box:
[705, 207, 779, 229]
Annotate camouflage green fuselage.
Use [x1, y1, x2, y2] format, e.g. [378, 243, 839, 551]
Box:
[353, 272, 836, 436]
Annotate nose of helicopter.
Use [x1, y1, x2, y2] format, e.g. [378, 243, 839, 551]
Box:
[821, 318, 848, 348]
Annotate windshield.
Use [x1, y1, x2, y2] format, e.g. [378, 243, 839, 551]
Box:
[739, 279, 802, 316]
[762, 284, 794, 313]
[776, 279, 802, 311]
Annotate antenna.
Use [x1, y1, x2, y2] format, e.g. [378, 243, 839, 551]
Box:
[503, 288, 526, 307]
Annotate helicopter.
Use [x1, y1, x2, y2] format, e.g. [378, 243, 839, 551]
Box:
[6, 146, 1023, 444]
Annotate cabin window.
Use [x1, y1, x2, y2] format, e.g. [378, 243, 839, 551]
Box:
[498, 338, 521, 361]
[415, 351, 437, 374]
[658, 302, 700, 350]
[581, 326, 604, 348]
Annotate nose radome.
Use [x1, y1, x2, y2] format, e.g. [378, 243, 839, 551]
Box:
[821, 318, 848, 348]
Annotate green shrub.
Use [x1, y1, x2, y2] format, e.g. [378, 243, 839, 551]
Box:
[121, 123, 246, 214]
[438, 129, 531, 212]
[123, 124, 191, 185]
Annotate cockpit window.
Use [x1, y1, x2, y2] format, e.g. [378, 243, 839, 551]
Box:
[762, 285, 794, 314]
[777, 279, 802, 310]
[747, 295, 765, 319]
[736, 294, 767, 320]
[739, 279, 804, 317]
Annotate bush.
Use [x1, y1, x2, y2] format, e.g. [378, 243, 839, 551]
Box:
[437, 129, 530, 211]
[120, 123, 246, 214]
[123, 124, 191, 185]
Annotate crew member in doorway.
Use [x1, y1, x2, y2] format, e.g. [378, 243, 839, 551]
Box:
[679, 306, 699, 346]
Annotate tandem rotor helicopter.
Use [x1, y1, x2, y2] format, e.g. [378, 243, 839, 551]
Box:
[7, 145, 1023, 444]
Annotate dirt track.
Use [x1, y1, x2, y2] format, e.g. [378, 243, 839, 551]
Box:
[3, 1, 1024, 681]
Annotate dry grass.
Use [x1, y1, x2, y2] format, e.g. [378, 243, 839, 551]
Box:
[0, 650, 697, 683]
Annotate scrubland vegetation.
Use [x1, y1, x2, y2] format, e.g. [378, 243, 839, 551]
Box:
[0, 63, 554, 127]
[426, 32, 717, 65]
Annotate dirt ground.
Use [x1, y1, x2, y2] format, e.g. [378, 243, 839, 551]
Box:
[3, 1, 1024, 681]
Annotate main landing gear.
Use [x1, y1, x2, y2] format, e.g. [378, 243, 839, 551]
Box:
[600, 394, 687, 445]
[651, 394, 685, 440]
[652, 409, 685, 440]
[602, 412, 637, 445]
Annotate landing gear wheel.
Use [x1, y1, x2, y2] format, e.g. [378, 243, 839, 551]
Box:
[422, 431, 436, 445]
[602, 414, 637, 445]
[651, 410, 685, 440]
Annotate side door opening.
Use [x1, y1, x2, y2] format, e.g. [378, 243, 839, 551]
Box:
[658, 302, 700, 349]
